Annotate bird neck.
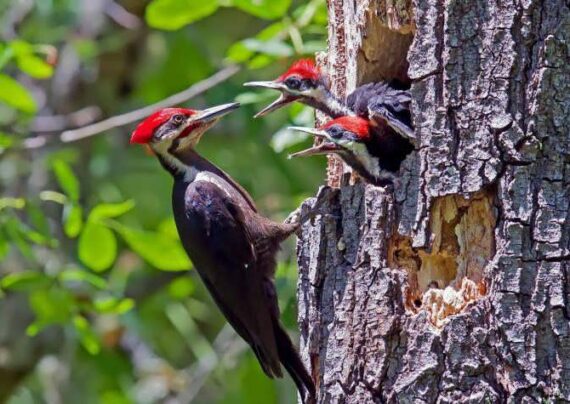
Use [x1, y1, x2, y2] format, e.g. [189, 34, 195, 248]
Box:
[305, 84, 353, 118]
[155, 144, 208, 183]
[155, 142, 258, 212]
[345, 143, 381, 180]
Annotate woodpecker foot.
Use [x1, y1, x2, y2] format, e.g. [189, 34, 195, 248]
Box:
[285, 186, 335, 229]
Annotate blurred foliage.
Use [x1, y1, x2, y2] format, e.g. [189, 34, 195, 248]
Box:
[0, 0, 327, 402]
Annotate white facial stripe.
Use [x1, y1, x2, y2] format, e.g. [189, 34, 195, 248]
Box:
[351, 142, 380, 177]
[150, 119, 212, 182]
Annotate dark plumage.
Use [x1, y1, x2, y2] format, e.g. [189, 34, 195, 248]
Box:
[131, 105, 315, 403]
[245, 60, 416, 179]
[347, 82, 414, 141]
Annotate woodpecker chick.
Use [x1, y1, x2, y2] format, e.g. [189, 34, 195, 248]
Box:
[130, 103, 315, 403]
[244, 59, 415, 141]
[289, 116, 412, 186]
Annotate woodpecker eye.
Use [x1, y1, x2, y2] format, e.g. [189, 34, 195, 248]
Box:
[284, 77, 301, 90]
[172, 114, 185, 125]
[327, 126, 343, 139]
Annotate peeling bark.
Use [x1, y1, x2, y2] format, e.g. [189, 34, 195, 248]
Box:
[296, 0, 570, 402]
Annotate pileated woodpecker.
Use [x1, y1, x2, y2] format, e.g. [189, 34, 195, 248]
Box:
[288, 116, 403, 186]
[130, 103, 316, 403]
[244, 59, 415, 141]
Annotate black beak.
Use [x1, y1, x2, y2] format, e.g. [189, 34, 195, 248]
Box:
[191, 102, 241, 124]
[243, 81, 296, 117]
[287, 126, 343, 158]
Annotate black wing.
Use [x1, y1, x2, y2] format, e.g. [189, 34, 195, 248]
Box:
[179, 179, 283, 378]
[348, 82, 415, 141]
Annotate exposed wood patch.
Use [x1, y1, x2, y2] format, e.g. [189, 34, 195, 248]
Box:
[389, 189, 495, 325]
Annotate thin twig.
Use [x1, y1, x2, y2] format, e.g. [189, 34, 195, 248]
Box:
[31, 106, 102, 133]
[105, 0, 142, 29]
[24, 65, 240, 149]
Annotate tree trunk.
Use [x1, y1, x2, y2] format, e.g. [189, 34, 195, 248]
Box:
[296, 0, 570, 402]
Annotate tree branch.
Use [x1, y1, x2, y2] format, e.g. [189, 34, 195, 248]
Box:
[24, 65, 240, 149]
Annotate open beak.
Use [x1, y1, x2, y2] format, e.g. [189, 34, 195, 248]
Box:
[243, 81, 296, 117]
[287, 126, 343, 158]
[191, 102, 240, 124]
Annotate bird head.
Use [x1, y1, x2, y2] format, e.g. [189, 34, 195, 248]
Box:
[244, 59, 327, 117]
[288, 116, 371, 158]
[130, 103, 240, 153]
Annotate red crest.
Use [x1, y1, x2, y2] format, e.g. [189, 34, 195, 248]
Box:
[278, 59, 320, 81]
[130, 108, 196, 144]
[322, 116, 371, 140]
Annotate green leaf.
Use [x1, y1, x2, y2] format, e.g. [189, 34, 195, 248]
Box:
[242, 38, 293, 57]
[90, 200, 134, 221]
[0, 197, 25, 211]
[247, 54, 274, 69]
[79, 222, 117, 272]
[226, 41, 254, 63]
[0, 73, 37, 113]
[16, 55, 54, 79]
[93, 296, 135, 314]
[73, 315, 101, 355]
[146, 0, 219, 30]
[233, 0, 291, 19]
[0, 230, 8, 260]
[116, 225, 191, 271]
[27, 202, 50, 239]
[52, 160, 80, 201]
[1, 271, 51, 291]
[168, 277, 195, 299]
[64, 203, 83, 238]
[270, 127, 309, 153]
[59, 268, 107, 290]
[0, 132, 14, 153]
[28, 288, 74, 333]
[11, 40, 54, 79]
[4, 217, 33, 258]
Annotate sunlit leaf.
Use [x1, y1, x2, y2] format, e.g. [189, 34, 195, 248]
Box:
[116, 225, 191, 271]
[157, 218, 179, 239]
[167, 277, 195, 299]
[256, 21, 286, 40]
[90, 200, 135, 221]
[242, 38, 293, 57]
[64, 203, 83, 238]
[52, 160, 80, 201]
[146, 0, 219, 30]
[59, 269, 107, 290]
[247, 54, 274, 69]
[233, 0, 291, 19]
[0, 197, 25, 211]
[28, 288, 74, 332]
[270, 127, 309, 153]
[1, 271, 51, 291]
[234, 91, 275, 105]
[226, 41, 253, 63]
[0, 231, 8, 260]
[94, 296, 135, 314]
[73, 315, 101, 355]
[16, 54, 53, 79]
[0, 73, 37, 113]
[79, 222, 117, 272]
[0, 132, 14, 153]
[40, 191, 66, 204]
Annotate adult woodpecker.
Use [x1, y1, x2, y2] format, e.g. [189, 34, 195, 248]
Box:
[288, 116, 403, 186]
[130, 103, 316, 403]
[244, 59, 415, 141]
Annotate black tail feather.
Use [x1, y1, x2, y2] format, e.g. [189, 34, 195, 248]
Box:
[273, 321, 316, 404]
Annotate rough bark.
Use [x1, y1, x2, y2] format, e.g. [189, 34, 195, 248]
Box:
[296, 0, 570, 402]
